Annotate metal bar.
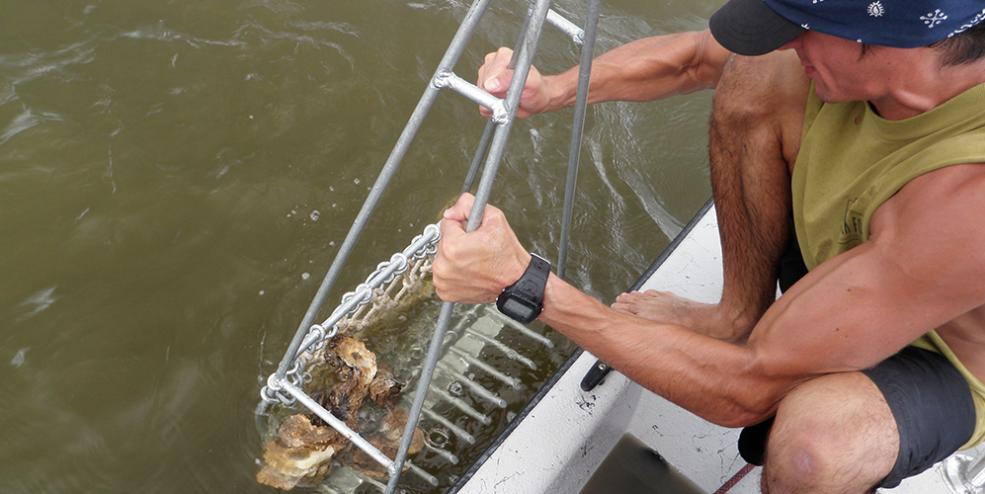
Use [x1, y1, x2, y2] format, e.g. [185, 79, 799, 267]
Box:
[423, 407, 477, 444]
[450, 346, 520, 388]
[968, 453, 985, 486]
[436, 360, 507, 407]
[547, 9, 585, 45]
[273, 0, 495, 383]
[461, 8, 533, 195]
[406, 461, 439, 486]
[558, 0, 600, 278]
[434, 71, 507, 123]
[384, 2, 553, 491]
[431, 386, 492, 424]
[461, 121, 496, 193]
[424, 442, 460, 464]
[482, 308, 554, 347]
[276, 379, 395, 471]
[360, 475, 386, 492]
[464, 328, 537, 370]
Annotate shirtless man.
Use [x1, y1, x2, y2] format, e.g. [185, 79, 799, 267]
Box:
[433, 0, 985, 492]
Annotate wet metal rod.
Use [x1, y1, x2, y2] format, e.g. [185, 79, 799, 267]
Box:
[277, 379, 394, 470]
[384, 1, 554, 491]
[557, 0, 599, 278]
[460, 9, 533, 194]
[274, 0, 495, 383]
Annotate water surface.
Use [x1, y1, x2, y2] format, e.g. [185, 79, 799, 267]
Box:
[0, 0, 717, 492]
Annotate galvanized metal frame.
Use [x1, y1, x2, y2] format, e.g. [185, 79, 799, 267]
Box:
[258, 0, 601, 491]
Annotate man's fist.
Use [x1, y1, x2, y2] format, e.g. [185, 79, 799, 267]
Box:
[433, 193, 531, 304]
[477, 47, 553, 119]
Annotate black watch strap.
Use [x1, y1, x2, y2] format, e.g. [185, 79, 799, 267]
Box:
[496, 254, 551, 323]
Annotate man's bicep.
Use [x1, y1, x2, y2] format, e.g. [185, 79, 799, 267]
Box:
[872, 164, 985, 319]
[749, 165, 985, 377]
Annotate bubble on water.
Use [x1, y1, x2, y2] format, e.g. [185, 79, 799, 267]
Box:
[248, 114, 254, 120]
[329, 186, 334, 192]
[258, 290, 265, 296]
[427, 427, 450, 449]
[309, 210, 320, 222]
[448, 381, 464, 397]
[10, 348, 28, 368]
[301, 272, 311, 280]
[353, 178, 360, 185]
[329, 241, 336, 247]
[331, 203, 337, 209]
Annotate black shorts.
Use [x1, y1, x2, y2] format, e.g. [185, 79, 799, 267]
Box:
[738, 229, 978, 488]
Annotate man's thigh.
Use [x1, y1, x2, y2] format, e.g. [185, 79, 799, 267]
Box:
[739, 347, 976, 492]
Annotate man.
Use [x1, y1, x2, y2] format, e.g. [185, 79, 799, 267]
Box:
[432, 0, 985, 491]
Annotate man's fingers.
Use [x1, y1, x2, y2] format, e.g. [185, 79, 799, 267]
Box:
[438, 216, 467, 243]
[442, 193, 476, 222]
[483, 70, 506, 93]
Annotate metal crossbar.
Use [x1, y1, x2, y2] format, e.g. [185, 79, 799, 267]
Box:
[257, 0, 601, 491]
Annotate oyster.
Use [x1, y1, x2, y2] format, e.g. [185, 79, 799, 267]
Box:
[257, 336, 421, 490]
[256, 414, 342, 490]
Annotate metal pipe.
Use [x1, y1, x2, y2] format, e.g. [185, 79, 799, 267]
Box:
[547, 9, 585, 45]
[276, 379, 395, 471]
[460, 9, 533, 195]
[272, 0, 495, 383]
[461, 121, 496, 193]
[450, 346, 521, 388]
[434, 71, 507, 123]
[483, 307, 554, 347]
[436, 360, 507, 407]
[384, 2, 554, 491]
[968, 453, 985, 486]
[557, 0, 600, 278]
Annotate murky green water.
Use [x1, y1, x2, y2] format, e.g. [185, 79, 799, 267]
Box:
[0, 0, 716, 492]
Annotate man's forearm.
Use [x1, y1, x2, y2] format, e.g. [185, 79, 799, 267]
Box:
[542, 30, 730, 112]
[540, 273, 791, 427]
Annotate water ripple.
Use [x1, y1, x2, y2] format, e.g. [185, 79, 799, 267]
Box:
[0, 40, 95, 87]
[120, 20, 245, 48]
[16, 286, 59, 322]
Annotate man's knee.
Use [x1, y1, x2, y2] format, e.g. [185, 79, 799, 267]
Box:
[763, 417, 851, 492]
[762, 373, 898, 493]
[710, 51, 806, 161]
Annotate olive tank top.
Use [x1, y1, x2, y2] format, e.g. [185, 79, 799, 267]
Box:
[791, 81, 985, 448]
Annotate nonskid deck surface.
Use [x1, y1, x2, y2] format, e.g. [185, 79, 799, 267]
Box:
[457, 205, 975, 494]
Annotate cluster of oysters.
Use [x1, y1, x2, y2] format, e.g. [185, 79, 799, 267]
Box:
[258, 275, 435, 490]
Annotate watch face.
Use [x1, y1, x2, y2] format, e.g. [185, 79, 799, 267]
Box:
[501, 297, 536, 320]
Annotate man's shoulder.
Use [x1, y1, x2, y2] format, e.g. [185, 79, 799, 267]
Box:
[870, 163, 985, 241]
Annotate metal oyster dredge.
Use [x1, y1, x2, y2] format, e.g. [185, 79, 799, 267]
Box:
[256, 0, 601, 491]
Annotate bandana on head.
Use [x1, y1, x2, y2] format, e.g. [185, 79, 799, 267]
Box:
[765, 0, 985, 46]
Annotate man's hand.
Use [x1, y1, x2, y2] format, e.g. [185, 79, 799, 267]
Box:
[433, 193, 532, 304]
[477, 47, 553, 118]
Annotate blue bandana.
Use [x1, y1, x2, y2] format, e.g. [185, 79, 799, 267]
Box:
[765, 0, 985, 46]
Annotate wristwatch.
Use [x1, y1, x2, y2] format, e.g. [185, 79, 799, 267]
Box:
[496, 253, 551, 323]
